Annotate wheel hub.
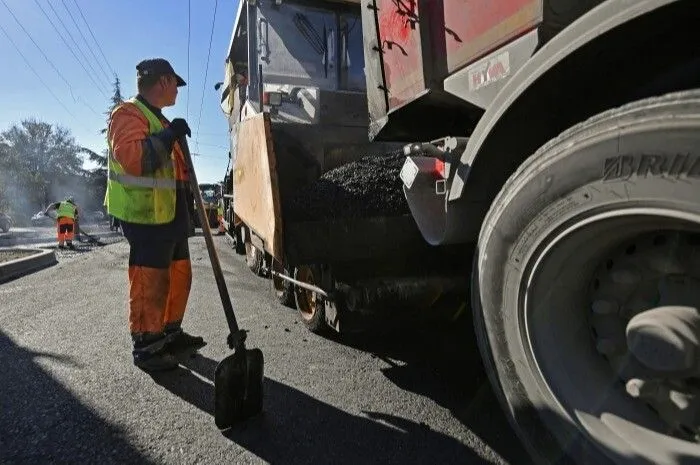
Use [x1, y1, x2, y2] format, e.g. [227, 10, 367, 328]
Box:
[626, 305, 700, 374]
[589, 232, 700, 441]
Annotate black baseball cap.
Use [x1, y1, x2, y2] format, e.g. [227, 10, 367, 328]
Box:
[136, 58, 187, 87]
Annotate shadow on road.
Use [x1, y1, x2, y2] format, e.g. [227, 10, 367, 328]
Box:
[331, 315, 533, 465]
[0, 329, 155, 464]
[152, 351, 500, 465]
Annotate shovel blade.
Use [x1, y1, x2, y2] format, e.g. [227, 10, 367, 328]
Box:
[242, 348, 264, 418]
[214, 347, 265, 430]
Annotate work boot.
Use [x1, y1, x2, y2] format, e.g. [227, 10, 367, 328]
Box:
[165, 329, 206, 352]
[67, 242, 75, 249]
[133, 348, 179, 372]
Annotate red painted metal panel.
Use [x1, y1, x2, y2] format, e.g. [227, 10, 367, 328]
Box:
[442, 0, 543, 72]
[376, 0, 426, 110]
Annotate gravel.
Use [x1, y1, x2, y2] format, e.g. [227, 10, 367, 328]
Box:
[0, 249, 39, 263]
[284, 152, 409, 222]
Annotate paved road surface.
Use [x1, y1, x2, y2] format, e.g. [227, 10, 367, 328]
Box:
[0, 235, 531, 465]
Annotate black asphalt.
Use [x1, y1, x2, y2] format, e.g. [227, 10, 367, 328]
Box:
[0, 234, 531, 465]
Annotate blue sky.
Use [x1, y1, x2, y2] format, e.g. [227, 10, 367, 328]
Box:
[0, 0, 238, 183]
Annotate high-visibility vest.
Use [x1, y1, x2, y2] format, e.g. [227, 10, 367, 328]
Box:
[57, 201, 76, 219]
[217, 202, 224, 216]
[106, 98, 176, 224]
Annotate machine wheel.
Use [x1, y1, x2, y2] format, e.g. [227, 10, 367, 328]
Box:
[245, 242, 264, 277]
[472, 90, 700, 465]
[293, 265, 326, 334]
[272, 261, 295, 308]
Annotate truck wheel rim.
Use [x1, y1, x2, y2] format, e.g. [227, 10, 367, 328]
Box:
[296, 266, 316, 321]
[521, 208, 700, 463]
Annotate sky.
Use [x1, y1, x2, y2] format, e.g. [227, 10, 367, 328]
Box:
[0, 0, 238, 183]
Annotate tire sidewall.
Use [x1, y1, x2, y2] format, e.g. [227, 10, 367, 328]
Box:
[475, 111, 700, 464]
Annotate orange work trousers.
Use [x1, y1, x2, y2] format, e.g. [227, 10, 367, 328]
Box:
[56, 217, 75, 244]
[126, 238, 192, 343]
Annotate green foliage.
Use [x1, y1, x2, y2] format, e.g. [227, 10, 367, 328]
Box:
[0, 74, 124, 222]
[0, 119, 86, 221]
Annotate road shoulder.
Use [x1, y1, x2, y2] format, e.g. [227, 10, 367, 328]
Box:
[0, 247, 57, 284]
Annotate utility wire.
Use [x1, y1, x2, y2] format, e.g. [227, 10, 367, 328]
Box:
[187, 0, 191, 121]
[0, 0, 101, 116]
[45, 0, 110, 92]
[59, 0, 112, 85]
[70, 0, 116, 78]
[195, 0, 219, 153]
[196, 142, 229, 150]
[32, 0, 108, 99]
[0, 20, 81, 125]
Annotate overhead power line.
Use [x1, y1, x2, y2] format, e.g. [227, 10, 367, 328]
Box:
[70, 0, 116, 78]
[195, 0, 219, 153]
[0, 20, 82, 126]
[196, 142, 229, 150]
[45, 0, 111, 92]
[0, 0, 101, 116]
[32, 0, 108, 99]
[59, 0, 112, 85]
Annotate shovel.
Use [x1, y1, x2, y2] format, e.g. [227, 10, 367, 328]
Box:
[179, 135, 264, 430]
[76, 225, 107, 246]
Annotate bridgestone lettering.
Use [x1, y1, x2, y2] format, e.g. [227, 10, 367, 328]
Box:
[602, 154, 700, 181]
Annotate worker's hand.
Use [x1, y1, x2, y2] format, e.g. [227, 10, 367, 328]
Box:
[169, 118, 191, 138]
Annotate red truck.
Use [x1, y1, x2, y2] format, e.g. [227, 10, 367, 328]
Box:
[220, 1, 700, 463]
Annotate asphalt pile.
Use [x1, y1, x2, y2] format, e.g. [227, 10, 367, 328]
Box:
[284, 151, 409, 222]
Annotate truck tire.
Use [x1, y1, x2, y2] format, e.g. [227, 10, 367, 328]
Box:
[293, 265, 326, 334]
[472, 90, 700, 465]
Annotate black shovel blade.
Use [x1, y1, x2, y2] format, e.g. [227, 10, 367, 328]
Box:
[214, 347, 265, 430]
[214, 348, 246, 430]
[242, 348, 264, 418]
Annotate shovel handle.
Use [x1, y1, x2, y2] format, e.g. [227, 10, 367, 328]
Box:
[179, 136, 240, 336]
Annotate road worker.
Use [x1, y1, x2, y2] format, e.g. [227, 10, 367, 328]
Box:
[106, 58, 205, 372]
[44, 195, 78, 249]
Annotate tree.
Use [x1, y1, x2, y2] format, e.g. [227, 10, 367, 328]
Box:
[0, 119, 86, 218]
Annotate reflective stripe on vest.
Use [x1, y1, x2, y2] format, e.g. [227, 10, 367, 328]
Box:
[57, 201, 76, 219]
[111, 172, 177, 189]
[106, 98, 177, 225]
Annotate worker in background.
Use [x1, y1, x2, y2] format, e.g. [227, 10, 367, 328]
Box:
[106, 58, 205, 372]
[216, 197, 226, 235]
[44, 195, 78, 249]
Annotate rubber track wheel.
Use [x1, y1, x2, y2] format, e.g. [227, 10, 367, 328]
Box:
[245, 243, 264, 277]
[293, 266, 327, 334]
